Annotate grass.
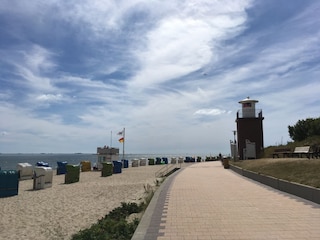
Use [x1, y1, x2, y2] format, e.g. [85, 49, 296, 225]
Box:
[231, 158, 320, 188]
[262, 135, 320, 158]
[71, 202, 143, 240]
[71, 181, 159, 240]
[237, 136, 320, 188]
[70, 170, 174, 240]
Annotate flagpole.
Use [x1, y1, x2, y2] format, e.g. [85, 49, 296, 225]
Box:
[110, 131, 112, 147]
[122, 128, 125, 160]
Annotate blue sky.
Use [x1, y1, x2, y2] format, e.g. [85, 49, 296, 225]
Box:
[0, 0, 319, 154]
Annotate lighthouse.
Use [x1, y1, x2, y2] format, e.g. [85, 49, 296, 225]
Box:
[236, 97, 264, 159]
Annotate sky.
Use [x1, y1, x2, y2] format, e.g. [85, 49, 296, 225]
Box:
[0, 0, 319, 155]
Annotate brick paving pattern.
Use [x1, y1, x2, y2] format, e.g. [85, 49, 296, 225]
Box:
[132, 161, 320, 240]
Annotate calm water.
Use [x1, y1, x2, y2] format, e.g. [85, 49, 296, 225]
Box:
[0, 153, 209, 170]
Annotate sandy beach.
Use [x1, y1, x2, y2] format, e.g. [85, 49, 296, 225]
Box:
[0, 164, 168, 240]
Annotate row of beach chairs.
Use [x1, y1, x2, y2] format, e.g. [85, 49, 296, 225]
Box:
[132, 156, 221, 165]
[0, 161, 92, 198]
[132, 156, 204, 166]
[1, 156, 215, 198]
[0, 159, 133, 198]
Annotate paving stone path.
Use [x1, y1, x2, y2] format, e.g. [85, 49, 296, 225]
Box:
[132, 161, 320, 240]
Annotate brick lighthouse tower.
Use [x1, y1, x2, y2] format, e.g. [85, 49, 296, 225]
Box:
[236, 97, 264, 159]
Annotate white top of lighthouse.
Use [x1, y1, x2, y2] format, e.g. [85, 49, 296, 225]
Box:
[239, 97, 258, 118]
[238, 96, 258, 104]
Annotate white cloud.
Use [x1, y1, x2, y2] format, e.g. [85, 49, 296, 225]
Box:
[129, 0, 251, 89]
[36, 94, 63, 102]
[2, 45, 58, 93]
[23, 45, 57, 73]
[194, 109, 230, 116]
[0, 103, 112, 152]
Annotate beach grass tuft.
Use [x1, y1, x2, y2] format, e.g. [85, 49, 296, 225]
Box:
[71, 179, 162, 240]
[71, 202, 143, 240]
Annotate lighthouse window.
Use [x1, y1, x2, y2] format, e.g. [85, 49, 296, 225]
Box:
[243, 103, 251, 107]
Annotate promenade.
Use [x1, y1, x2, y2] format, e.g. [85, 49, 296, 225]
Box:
[132, 161, 320, 240]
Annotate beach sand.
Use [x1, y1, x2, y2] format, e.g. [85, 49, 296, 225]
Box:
[0, 164, 167, 240]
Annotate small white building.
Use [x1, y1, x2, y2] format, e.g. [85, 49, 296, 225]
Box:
[96, 146, 119, 170]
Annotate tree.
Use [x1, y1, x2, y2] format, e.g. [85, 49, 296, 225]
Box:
[288, 117, 320, 141]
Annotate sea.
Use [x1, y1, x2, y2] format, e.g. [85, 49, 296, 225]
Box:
[0, 153, 212, 170]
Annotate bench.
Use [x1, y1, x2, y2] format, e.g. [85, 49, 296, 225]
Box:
[272, 148, 292, 158]
[292, 146, 313, 158]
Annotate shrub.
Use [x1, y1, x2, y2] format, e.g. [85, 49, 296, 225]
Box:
[71, 202, 143, 240]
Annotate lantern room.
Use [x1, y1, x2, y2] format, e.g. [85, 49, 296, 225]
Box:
[238, 97, 258, 118]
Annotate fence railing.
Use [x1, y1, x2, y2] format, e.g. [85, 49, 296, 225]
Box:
[155, 164, 180, 178]
[237, 109, 263, 118]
